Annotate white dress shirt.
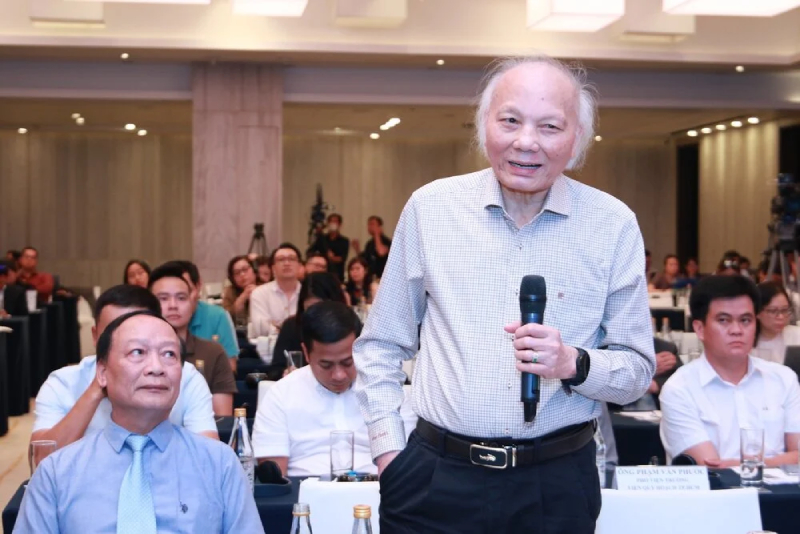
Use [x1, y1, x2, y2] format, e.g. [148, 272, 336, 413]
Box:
[354, 169, 655, 458]
[33, 356, 217, 435]
[660, 354, 800, 461]
[249, 280, 300, 336]
[754, 324, 800, 364]
[251, 366, 417, 477]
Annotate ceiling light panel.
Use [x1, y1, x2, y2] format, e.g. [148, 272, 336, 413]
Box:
[663, 0, 800, 16]
[528, 0, 625, 32]
[232, 0, 308, 16]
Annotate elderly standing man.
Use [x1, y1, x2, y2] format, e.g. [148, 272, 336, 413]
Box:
[354, 55, 655, 533]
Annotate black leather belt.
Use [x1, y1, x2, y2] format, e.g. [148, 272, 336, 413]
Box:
[415, 418, 595, 469]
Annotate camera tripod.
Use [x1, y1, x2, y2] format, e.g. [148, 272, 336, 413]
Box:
[248, 223, 269, 257]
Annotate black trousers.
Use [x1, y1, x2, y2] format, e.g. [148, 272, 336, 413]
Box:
[379, 430, 601, 534]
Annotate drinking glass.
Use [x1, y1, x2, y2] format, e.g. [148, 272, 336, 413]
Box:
[330, 430, 354, 478]
[740, 428, 765, 487]
[29, 440, 57, 475]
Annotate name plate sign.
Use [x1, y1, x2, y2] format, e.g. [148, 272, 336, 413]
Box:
[615, 466, 709, 491]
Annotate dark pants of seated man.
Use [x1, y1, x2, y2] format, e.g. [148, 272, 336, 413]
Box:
[379, 429, 601, 534]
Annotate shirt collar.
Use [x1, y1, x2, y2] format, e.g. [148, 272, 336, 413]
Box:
[698, 353, 760, 387]
[104, 418, 175, 453]
[481, 171, 572, 217]
[272, 280, 300, 296]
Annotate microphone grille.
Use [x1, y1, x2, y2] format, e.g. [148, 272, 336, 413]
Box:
[520, 275, 546, 298]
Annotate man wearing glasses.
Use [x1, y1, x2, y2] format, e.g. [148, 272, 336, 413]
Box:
[250, 243, 302, 336]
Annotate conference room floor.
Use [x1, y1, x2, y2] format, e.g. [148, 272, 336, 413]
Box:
[0, 404, 33, 534]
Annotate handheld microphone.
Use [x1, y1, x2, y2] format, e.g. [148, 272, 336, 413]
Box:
[520, 275, 546, 423]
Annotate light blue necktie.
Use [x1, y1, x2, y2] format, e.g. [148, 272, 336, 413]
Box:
[117, 434, 157, 534]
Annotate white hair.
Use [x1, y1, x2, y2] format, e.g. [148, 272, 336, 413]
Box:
[474, 55, 597, 170]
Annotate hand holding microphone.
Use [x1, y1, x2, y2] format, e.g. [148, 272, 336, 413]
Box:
[503, 322, 580, 381]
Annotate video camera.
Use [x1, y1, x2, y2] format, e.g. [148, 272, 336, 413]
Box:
[307, 184, 329, 246]
[769, 173, 800, 251]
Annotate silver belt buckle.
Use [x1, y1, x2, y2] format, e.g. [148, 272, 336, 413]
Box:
[469, 443, 517, 469]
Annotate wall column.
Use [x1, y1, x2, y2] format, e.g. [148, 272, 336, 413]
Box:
[192, 63, 283, 283]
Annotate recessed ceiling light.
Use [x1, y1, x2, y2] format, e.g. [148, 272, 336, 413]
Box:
[700, 127, 712, 134]
[387, 118, 401, 125]
[71, 113, 81, 119]
[594, 135, 602, 142]
[137, 129, 147, 136]
[436, 59, 445, 66]
[121, 52, 130, 60]
[687, 130, 698, 137]
[370, 133, 380, 140]
[731, 120, 743, 128]
[716, 124, 726, 131]
[334, 127, 342, 132]
[124, 123, 136, 131]
[747, 117, 760, 124]
[735, 65, 745, 73]
[76, 117, 85, 125]
[379, 124, 390, 131]
[17, 128, 27, 134]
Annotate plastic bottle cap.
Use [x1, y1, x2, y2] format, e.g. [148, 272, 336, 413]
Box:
[233, 407, 247, 418]
[293, 503, 310, 516]
[353, 504, 371, 519]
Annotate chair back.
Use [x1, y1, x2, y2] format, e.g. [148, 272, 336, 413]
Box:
[298, 478, 380, 534]
[783, 346, 800, 380]
[595, 488, 761, 534]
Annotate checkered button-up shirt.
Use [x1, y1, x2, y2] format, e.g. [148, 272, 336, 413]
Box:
[354, 169, 656, 459]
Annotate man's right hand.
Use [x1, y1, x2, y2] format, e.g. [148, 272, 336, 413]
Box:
[376, 450, 400, 478]
[655, 351, 678, 375]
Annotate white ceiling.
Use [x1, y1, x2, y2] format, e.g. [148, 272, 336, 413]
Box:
[2, 0, 800, 69]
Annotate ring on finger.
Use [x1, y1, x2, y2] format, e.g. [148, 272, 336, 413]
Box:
[531, 351, 539, 364]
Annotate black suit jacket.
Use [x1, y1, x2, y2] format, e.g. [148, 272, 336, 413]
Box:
[2, 283, 29, 316]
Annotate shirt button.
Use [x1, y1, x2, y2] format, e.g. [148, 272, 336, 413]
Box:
[507, 382, 512, 389]
[505, 428, 510, 434]
[518, 245, 522, 250]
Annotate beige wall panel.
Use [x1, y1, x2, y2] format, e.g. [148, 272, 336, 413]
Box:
[0, 134, 31, 251]
[0, 131, 192, 290]
[698, 123, 777, 273]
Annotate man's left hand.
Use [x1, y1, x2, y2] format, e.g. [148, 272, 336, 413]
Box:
[504, 321, 578, 380]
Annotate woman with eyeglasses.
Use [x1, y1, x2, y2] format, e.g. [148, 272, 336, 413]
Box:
[222, 255, 261, 326]
[755, 281, 800, 364]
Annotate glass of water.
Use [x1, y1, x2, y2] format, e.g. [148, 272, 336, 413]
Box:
[29, 440, 57, 475]
[740, 428, 765, 487]
[330, 430, 354, 478]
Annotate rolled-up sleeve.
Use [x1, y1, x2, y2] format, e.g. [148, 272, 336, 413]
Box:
[354, 196, 427, 460]
[573, 216, 656, 405]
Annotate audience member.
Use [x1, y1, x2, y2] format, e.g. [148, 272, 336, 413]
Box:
[755, 281, 800, 364]
[222, 255, 259, 327]
[0, 260, 28, 317]
[353, 216, 392, 279]
[740, 256, 752, 278]
[168, 260, 240, 361]
[5, 259, 27, 288]
[645, 249, 655, 282]
[252, 301, 416, 476]
[16, 246, 54, 304]
[684, 258, 700, 285]
[250, 243, 302, 335]
[305, 252, 328, 274]
[296, 261, 306, 282]
[757, 258, 783, 284]
[15, 310, 263, 533]
[150, 264, 237, 416]
[649, 254, 681, 290]
[31, 285, 218, 450]
[268, 272, 347, 380]
[254, 255, 272, 284]
[6, 249, 21, 263]
[309, 213, 350, 282]
[660, 275, 800, 467]
[345, 257, 379, 306]
[122, 259, 150, 288]
[620, 337, 682, 410]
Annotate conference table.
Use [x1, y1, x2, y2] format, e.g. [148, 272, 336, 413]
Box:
[610, 411, 666, 466]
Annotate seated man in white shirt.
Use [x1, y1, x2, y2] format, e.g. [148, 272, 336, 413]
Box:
[31, 285, 218, 449]
[252, 301, 416, 477]
[250, 243, 302, 336]
[660, 275, 800, 467]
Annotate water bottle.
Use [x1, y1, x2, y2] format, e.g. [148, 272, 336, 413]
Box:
[594, 425, 607, 489]
[352, 505, 374, 534]
[290, 503, 313, 534]
[228, 407, 255, 493]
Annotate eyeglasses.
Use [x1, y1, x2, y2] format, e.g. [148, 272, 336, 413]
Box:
[274, 256, 298, 264]
[763, 307, 792, 317]
[232, 267, 252, 277]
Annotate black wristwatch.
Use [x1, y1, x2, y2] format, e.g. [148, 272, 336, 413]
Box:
[562, 347, 590, 388]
